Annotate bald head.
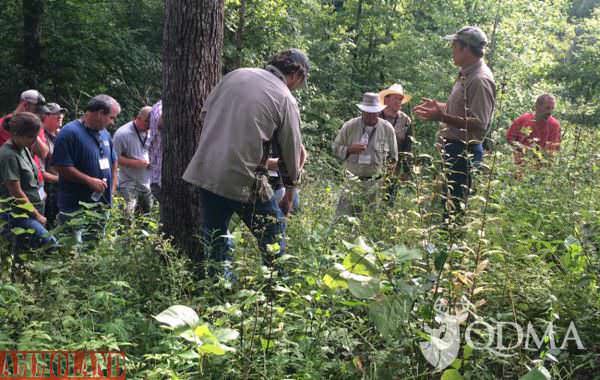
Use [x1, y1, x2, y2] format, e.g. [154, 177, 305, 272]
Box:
[535, 94, 556, 121]
[134, 106, 153, 132]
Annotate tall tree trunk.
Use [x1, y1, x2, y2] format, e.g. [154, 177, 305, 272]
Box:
[161, 0, 224, 259]
[22, 0, 44, 87]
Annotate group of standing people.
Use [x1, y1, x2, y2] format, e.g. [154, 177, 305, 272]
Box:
[0, 26, 561, 277]
[0, 91, 166, 250]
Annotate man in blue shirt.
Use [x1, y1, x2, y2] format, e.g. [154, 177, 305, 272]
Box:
[52, 95, 120, 241]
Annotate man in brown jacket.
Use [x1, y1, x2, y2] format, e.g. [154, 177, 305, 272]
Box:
[183, 49, 309, 278]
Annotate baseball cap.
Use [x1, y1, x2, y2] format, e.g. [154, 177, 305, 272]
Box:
[44, 102, 67, 114]
[20, 89, 46, 105]
[443, 26, 488, 48]
[288, 48, 310, 75]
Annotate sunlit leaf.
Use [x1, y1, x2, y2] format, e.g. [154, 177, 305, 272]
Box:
[154, 305, 200, 329]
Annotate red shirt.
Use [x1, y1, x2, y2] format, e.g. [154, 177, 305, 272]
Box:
[0, 115, 10, 146]
[506, 113, 561, 151]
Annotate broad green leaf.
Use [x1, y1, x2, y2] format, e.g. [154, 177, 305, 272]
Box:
[178, 328, 197, 343]
[368, 295, 410, 341]
[178, 350, 199, 360]
[519, 367, 550, 380]
[9, 213, 29, 219]
[15, 202, 34, 212]
[154, 305, 200, 329]
[347, 278, 379, 299]
[11, 227, 34, 236]
[194, 324, 215, 340]
[342, 251, 379, 276]
[342, 236, 374, 255]
[198, 343, 225, 355]
[323, 273, 348, 289]
[383, 245, 422, 263]
[441, 368, 464, 380]
[214, 328, 239, 342]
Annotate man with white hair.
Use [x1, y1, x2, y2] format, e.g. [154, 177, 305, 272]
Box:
[332, 92, 398, 216]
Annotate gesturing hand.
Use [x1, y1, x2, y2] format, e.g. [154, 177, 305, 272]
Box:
[413, 98, 444, 121]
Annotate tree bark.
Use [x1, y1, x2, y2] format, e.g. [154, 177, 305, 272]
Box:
[161, 0, 224, 259]
[22, 0, 44, 87]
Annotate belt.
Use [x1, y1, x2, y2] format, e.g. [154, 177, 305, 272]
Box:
[443, 139, 466, 145]
[358, 175, 382, 181]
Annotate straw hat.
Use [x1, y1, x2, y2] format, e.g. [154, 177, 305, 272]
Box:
[356, 92, 387, 113]
[378, 84, 411, 106]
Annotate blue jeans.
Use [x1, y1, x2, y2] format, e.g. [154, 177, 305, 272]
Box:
[199, 188, 286, 269]
[471, 143, 483, 168]
[1, 213, 57, 250]
[442, 142, 472, 217]
[273, 187, 300, 213]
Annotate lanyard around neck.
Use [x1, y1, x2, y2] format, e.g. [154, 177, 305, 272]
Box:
[132, 122, 147, 148]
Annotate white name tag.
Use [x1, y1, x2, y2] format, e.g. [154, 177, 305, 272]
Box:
[38, 186, 46, 200]
[358, 154, 371, 165]
[99, 158, 110, 170]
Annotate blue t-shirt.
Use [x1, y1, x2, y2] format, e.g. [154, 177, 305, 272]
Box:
[52, 120, 117, 212]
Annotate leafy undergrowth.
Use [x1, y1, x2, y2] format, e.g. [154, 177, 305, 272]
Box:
[1, 125, 600, 379]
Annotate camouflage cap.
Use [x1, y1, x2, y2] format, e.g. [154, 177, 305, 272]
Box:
[443, 26, 488, 49]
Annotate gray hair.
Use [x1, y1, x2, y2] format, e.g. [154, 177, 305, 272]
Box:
[85, 94, 121, 114]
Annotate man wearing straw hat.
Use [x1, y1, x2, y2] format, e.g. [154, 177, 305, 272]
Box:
[332, 92, 398, 216]
[379, 84, 413, 201]
[414, 26, 496, 220]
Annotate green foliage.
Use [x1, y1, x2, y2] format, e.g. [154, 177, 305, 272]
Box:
[1, 0, 600, 378]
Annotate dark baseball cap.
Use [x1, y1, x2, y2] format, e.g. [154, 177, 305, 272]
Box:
[43, 102, 67, 114]
[443, 26, 488, 48]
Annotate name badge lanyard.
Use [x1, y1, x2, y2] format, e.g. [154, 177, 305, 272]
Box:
[361, 121, 378, 147]
[132, 122, 147, 149]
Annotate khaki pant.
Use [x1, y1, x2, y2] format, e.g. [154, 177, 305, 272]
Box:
[119, 186, 153, 215]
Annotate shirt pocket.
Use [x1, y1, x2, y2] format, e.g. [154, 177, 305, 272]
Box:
[374, 139, 391, 164]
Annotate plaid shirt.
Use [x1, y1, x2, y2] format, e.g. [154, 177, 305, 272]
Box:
[148, 100, 162, 185]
